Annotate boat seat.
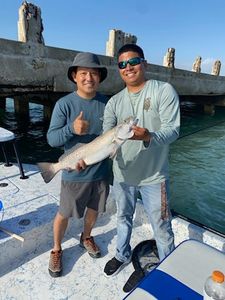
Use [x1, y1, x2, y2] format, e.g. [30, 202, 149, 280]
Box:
[0, 127, 28, 179]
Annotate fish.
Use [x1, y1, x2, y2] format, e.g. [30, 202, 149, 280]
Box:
[37, 116, 138, 183]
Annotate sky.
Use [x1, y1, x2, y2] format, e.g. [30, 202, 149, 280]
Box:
[1, 0, 225, 75]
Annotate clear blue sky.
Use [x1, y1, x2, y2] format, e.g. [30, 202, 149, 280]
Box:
[1, 0, 225, 75]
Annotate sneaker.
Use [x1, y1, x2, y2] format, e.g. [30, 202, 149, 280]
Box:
[79, 233, 101, 258]
[104, 257, 131, 277]
[48, 249, 63, 277]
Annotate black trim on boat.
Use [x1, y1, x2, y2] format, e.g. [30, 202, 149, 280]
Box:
[171, 210, 225, 239]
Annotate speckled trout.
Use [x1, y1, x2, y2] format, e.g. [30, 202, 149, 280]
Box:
[37, 116, 138, 183]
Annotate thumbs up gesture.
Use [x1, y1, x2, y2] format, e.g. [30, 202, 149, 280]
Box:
[73, 111, 89, 135]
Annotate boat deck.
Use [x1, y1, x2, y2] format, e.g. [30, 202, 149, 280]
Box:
[0, 163, 153, 300]
[1, 162, 225, 299]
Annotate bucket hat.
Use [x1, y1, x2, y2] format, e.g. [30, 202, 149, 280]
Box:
[68, 52, 107, 83]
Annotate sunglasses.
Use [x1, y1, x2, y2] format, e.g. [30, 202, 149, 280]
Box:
[118, 57, 145, 69]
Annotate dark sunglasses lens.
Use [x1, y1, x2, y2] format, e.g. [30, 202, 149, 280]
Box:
[118, 57, 142, 69]
[129, 57, 141, 66]
[118, 61, 127, 69]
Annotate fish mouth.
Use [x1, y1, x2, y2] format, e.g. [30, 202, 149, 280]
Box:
[133, 118, 138, 126]
[128, 117, 139, 127]
[124, 116, 138, 123]
[116, 117, 138, 140]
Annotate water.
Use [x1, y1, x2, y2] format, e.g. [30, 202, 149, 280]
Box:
[0, 99, 62, 162]
[1, 99, 225, 235]
[170, 103, 225, 235]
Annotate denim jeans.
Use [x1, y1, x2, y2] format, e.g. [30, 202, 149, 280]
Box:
[113, 180, 174, 262]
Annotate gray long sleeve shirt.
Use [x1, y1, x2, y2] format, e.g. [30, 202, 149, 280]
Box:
[103, 80, 180, 186]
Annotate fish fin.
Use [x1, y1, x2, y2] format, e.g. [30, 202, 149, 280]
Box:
[108, 140, 119, 159]
[37, 162, 59, 183]
[116, 127, 134, 140]
[109, 149, 117, 159]
[124, 131, 134, 139]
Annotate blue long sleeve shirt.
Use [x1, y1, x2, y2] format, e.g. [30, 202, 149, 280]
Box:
[47, 92, 110, 182]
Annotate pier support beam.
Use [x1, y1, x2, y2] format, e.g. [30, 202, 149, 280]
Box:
[43, 105, 53, 121]
[0, 97, 6, 110]
[13, 96, 30, 122]
[204, 104, 215, 116]
[215, 98, 225, 107]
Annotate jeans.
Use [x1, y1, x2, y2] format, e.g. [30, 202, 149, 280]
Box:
[113, 180, 174, 262]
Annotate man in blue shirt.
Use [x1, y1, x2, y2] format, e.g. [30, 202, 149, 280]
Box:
[47, 52, 109, 277]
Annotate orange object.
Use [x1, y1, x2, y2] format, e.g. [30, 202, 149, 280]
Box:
[212, 271, 225, 283]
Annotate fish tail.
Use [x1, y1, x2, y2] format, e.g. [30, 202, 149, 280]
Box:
[37, 162, 60, 183]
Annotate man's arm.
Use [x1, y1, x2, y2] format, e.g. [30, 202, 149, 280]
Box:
[149, 83, 180, 147]
[47, 101, 74, 147]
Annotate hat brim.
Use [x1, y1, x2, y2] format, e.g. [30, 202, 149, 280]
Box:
[68, 66, 107, 84]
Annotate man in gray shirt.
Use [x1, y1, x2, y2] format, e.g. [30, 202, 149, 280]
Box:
[103, 44, 180, 277]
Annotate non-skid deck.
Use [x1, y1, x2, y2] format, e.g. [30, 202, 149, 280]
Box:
[1, 162, 225, 300]
[0, 163, 153, 300]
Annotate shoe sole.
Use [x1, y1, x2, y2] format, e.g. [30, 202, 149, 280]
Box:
[123, 270, 145, 293]
[48, 268, 62, 278]
[79, 243, 101, 258]
[104, 258, 131, 278]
